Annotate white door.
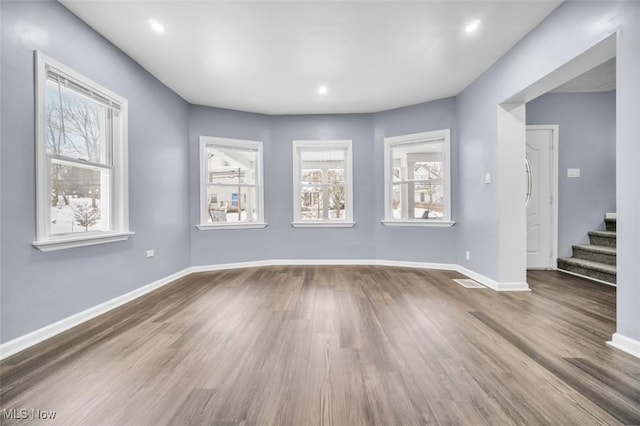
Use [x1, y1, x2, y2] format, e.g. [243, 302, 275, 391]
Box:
[526, 126, 557, 269]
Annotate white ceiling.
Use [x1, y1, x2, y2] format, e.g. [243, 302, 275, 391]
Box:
[551, 58, 616, 93]
[60, 0, 563, 115]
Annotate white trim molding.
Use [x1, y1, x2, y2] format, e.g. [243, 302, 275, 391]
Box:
[383, 129, 452, 224]
[291, 221, 355, 228]
[381, 220, 455, 228]
[0, 258, 530, 360]
[33, 231, 134, 252]
[198, 136, 265, 229]
[292, 140, 354, 225]
[34, 51, 130, 251]
[607, 333, 640, 360]
[197, 223, 267, 231]
[457, 266, 531, 292]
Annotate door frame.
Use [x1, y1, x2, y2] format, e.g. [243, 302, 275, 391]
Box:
[526, 124, 559, 270]
[494, 34, 615, 288]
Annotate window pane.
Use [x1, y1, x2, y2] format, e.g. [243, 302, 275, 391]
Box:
[46, 80, 109, 164]
[207, 185, 259, 223]
[327, 168, 344, 184]
[294, 142, 352, 224]
[207, 146, 258, 185]
[300, 186, 323, 220]
[50, 163, 111, 234]
[391, 140, 443, 182]
[301, 169, 322, 185]
[391, 182, 444, 220]
[299, 185, 346, 220]
[301, 150, 345, 183]
[328, 185, 346, 219]
[413, 161, 443, 181]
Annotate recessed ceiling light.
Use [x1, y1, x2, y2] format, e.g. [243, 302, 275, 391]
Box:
[318, 85, 328, 95]
[149, 19, 165, 33]
[465, 19, 481, 33]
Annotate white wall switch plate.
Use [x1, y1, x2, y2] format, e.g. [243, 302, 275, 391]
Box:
[484, 172, 492, 184]
[146, 249, 155, 258]
[567, 168, 581, 178]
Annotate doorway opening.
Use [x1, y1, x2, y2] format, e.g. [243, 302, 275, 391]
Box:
[525, 61, 616, 284]
[495, 33, 617, 288]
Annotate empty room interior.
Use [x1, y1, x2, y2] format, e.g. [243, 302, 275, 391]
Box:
[1, 0, 640, 424]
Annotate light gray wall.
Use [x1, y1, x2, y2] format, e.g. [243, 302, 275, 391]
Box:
[189, 108, 379, 264]
[527, 91, 616, 258]
[0, 1, 191, 342]
[456, 0, 640, 342]
[373, 98, 458, 262]
[188, 106, 273, 265]
[189, 99, 460, 266]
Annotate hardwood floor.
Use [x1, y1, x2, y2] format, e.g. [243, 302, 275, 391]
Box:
[1, 266, 639, 425]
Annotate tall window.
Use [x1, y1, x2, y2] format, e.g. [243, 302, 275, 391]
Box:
[383, 130, 453, 226]
[292, 140, 354, 227]
[34, 52, 130, 251]
[198, 136, 266, 230]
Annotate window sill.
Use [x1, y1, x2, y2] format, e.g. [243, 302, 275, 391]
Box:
[33, 231, 134, 252]
[381, 220, 456, 228]
[196, 223, 268, 231]
[292, 221, 355, 228]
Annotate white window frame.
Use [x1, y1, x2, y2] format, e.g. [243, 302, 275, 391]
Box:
[197, 136, 266, 230]
[382, 129, 454, 227]
[292, 140, 354, 228]
[33, 51, 131, 251]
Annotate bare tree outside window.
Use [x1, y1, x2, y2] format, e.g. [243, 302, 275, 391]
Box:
[73, 201, 101, 231]
[46, 81, 106, 234]
[328, 169, 345, 219]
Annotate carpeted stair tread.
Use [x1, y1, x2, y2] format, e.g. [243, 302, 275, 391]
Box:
[572, 244, 616, 255]
[557, 257, 616, 275]
[588, 230, 616, 247]
[558, 215, 617, 284]
[588, 230, 616, 238]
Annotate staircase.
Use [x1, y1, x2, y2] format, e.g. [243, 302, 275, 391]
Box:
[557, 214, 616, 285]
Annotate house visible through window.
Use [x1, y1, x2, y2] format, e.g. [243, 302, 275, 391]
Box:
[34, 51, 130, 251]
[383, 130, 453, 226]
[292, 140, 354, 227]
[198, 136, 266, 230]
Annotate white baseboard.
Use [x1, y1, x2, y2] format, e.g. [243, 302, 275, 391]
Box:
[190, 259, 274, 273]
[0, 259, 527, 360]
[607, 333, 640, 360]
[190, 258, 459, 272]
[456, 266, 530, 291]
[0, 267, 192, 361]
[191, 259, 527, 291]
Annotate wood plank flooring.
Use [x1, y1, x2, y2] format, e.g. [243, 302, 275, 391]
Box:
[1, 267, 639, 425]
